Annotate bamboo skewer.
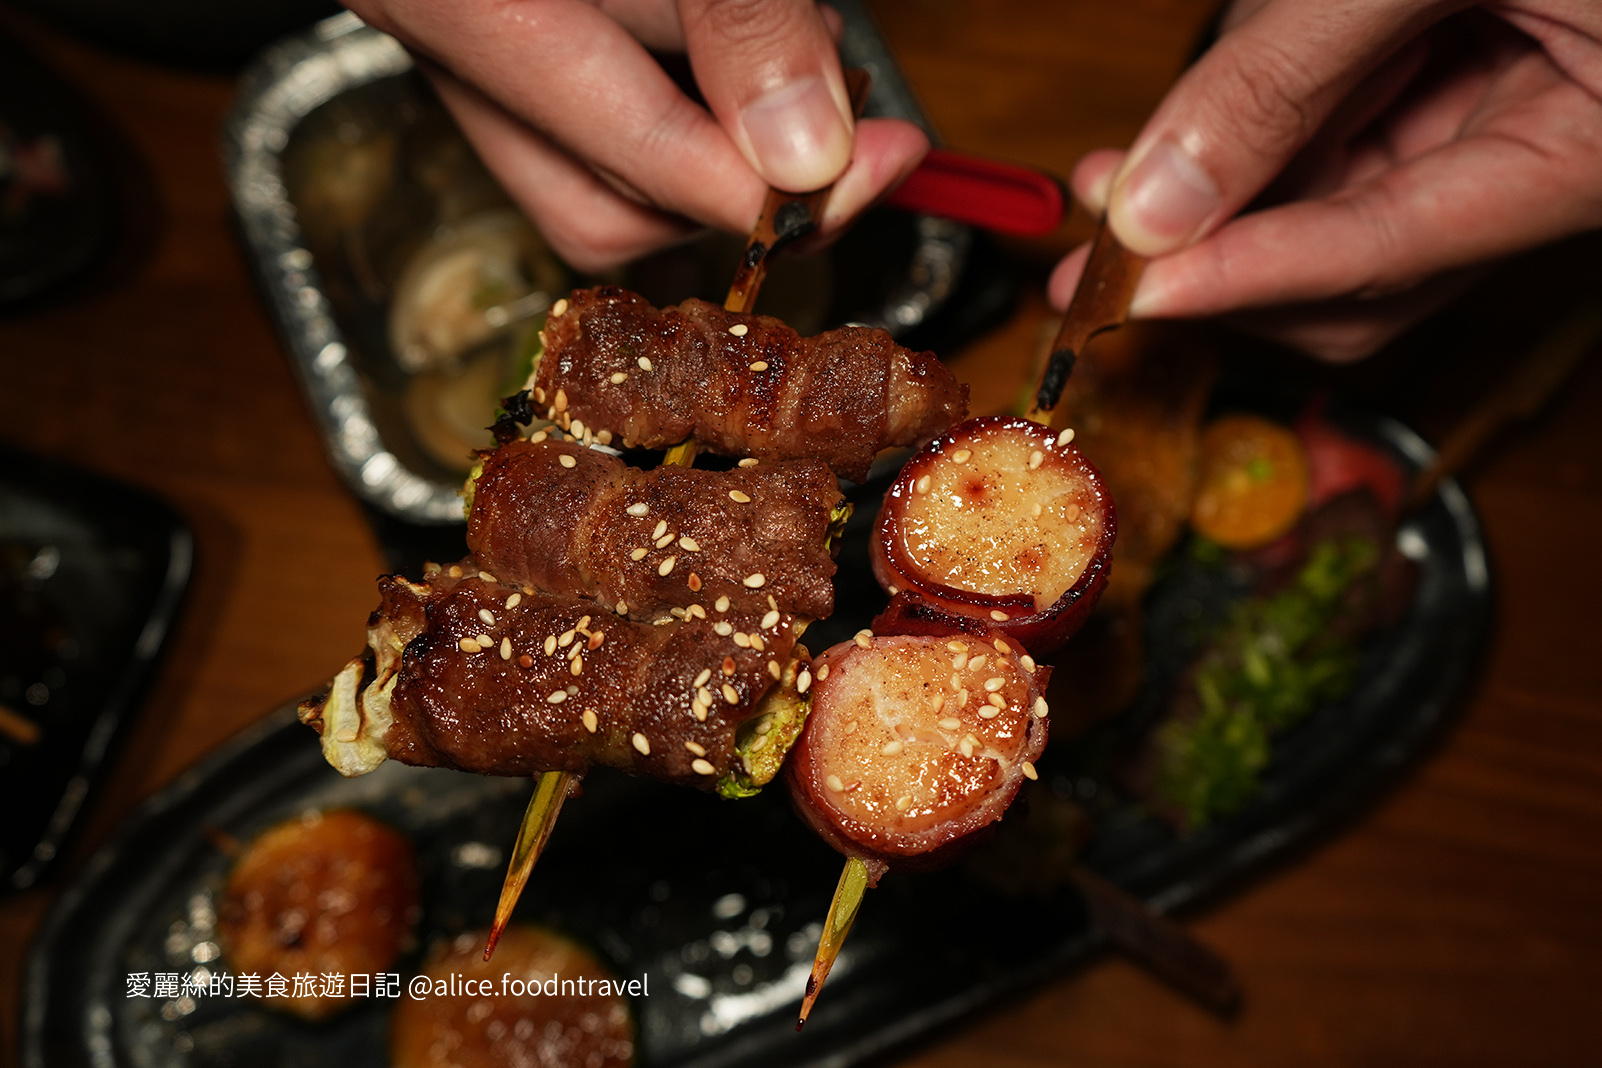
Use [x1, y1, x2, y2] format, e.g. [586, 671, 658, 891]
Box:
[798, 856, 870, 1028]
[485, 68, 875, 962]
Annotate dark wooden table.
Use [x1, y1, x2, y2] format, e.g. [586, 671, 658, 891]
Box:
[4, 2, 1601, 1065]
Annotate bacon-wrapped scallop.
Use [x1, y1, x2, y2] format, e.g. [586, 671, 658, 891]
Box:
[870, 416, 1116, 656]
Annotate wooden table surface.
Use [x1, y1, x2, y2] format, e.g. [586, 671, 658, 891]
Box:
[3, 2, 1601, 1065]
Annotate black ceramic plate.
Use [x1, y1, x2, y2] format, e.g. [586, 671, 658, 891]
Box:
[24, 411, 1488, 1068]
[0, 446, 192, 891]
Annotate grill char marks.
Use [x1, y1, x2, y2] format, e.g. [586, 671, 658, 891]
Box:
[377, 567, 796, 788]
[535, 286, 967, 482]
[468, 438, 841, 621]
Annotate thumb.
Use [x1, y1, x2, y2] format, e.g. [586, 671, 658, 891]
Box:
[1107, 0, 1446, 256]
[678, 0, 855, 192]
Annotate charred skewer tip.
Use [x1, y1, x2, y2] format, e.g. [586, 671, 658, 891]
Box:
[1033, 348, 1078, 413]
[797, 856, 871, 1029]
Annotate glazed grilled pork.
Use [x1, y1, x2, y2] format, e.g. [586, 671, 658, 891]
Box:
[530, 286, 968, 482]
[467, 437, 842, 622]
[300, 562, 802, 789]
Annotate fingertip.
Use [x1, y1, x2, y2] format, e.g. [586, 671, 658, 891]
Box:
[1070, 150, 1124, 215]
[819, 3, 845, 42]
[741, 73, 855, 192]
[818, 118, 929, 231]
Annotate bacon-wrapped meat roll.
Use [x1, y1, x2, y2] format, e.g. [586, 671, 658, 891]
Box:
[466, 437, 844, 622]
[529, 286, 968, 482]
[300, 563, 804, 791]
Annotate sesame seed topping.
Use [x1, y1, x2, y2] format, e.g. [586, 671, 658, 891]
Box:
[1032, 503, 1043, 518]
[984, 677, 1005, 692]
[968, 654, 987, 673]
[749, 360, 768, 371]
[530, 431, 548, 444]
[952, 448, 972, 463]
[728, 323, 749, 336]
[533, 388, 546, 403]
[817, 664, 830, 680]
[506, 593, 521, 609]
[638, 356, 652, 371]
[881, 739, 905, 756]
[761, 609, 780, 629]
[1066, 502, 1082, 521]
[570, 655, 583, 675]
[931, 693, 946, 712]
[738, 457, 759, 467]
[729, 490, 752, 504]
[685, 740, 707, 757]
[544, 635, 557, 655]
[796, 668, 812, 694]
[854, 629, 872, 648]
[916, 475, 931, 493]
[553, 389, 567, 412]
[895, 795, 913, 812]
[733, 632, 751, 648]
[697, 686, 713, 706]
[1022, 761, 1039, 780]
[655, 533, 675, 548]
[658, 556, 677, 576]
[626, 502, 649, 517]
[950, 673, 961, 690]
[990, 609, 1010, 621]
[751, 634, 765, 652]
[547, 690, 567, 704]
[946, 640, 968, 653]
[458, 637, 481, 653]
[518, 653, 534, 667]
[769, 659, 781, 679]
[559, 454, 577, 468]
[958, 737, 974, 757]
[693, 705, 707, 721]
[687, 604, 705, 620]
[1057, 428, 1075, 446]
[692, 758, 716, 775]
[743, 573, 765, 588]
[694, 668, 712, 687]
[826, 774, 844, 792]
[335, 726, 358, 743]
[1020, 655, 1036, 672]
[939, 717, 962, 730]
[580, 709, 597, 733]
[987, 693, 1007, 709]
[571, 419, 586, 439]
[559, 630, 575, 647]
[597, 429, 613, 445]
[952, 653, 968, 670]
[1029, 450, 1044, 469]
[478, 608, 496, 626]
[523, 585, 535, 595]
[722, 656, 737, 675]
[956, 688, 969, 706]
[652, 520, 667, 539]
[630, 547, 648, 561]
[715, 595, 730, 612]
[722, 683, 739, 704]
[449, 564, 463, 578]
[679, 536, 700, 552]
[610, 371, 629, 384]
[551, 298, 569, 316]
[616, 600, 628, 615]
[477, 571, 498, 584]
[1033, 696, 1049, 718]
[500, 637, 512, 660]
[632, 732, 650, 755]
[713, 621, 733, 636]
[475, 633, 493, 647]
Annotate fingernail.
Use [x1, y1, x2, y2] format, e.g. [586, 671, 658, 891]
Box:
[1108, 139, 1220, 256]
[740, 75, 852, 193]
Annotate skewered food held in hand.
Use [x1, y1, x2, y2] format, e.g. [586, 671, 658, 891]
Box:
[217, 809, 419, 1021]
[299, 562, 805, 792]
[870, 416, 1116, 655]
[785, 630, 1051, 884]
[466, 436, 845, 621]
[391, 925, 635, 1068]
[529, 286, 969, 482]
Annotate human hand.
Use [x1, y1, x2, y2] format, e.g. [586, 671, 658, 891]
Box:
[347, 0, 930, 272]
[1050, 1, 1602, 361]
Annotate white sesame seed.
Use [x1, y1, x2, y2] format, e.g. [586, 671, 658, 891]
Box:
[616, 600, 628, 615]
[334, 726, 359, 743]
[1057, 428, 1075, 446]
[728, 323, 749, 336]
[749, 360, 768, 371]
[685, 740, 707, 756]
[854, 629, 872, 648]
[1029, 450, 1044, 470]
[738, 457, 759, 467]
[956, 688, 969, 706]
[895, 795, 913, 812]
[477, 571, 498, 584]
[990, 609, 1010, 621]
[475, 633, 493, 647]
[653, 533, 673, 550]
[547, 690, 568, 704]
[658, 556, 677, 576]
[529, 431, 548, 444]
[551, 298, 569, 316]
[939, 717, 962, 730]
[796, 668, 812, 694]
[694, 668, 712, 687]
[459, 637, 481, 653]
[968, 654, 987, 673]
[559, 630, 575, 647]
[881, 740, 905, 756]
[687, 604, 705, 619]
[652, 519, 668, 539]
[817, 664, 830, 680]
[500, 637, 512, 660]
[769, 659, 781, 679]
[630, 547, 648, 561]
[916, 475, 931, 493]
[950, 673, 962, 690]
[984, 677, 1005, 692]
[559, 454, 577, 468]
[610, 371, 629, 384]
[715, 595, 730, 612]
[826, 774, 844, 793]
[1021, 655, 1036, 673]
[729, 490, 752, 504]
[743, 573, 765, 588]
[751, 634, 765, 652]
[554, 389, 567, 412]
[1033, 696, 1049, 718]
[1022, 761, 1039, 780]
[544, 635, 557, 655]
[571, 419, 586, 439]
[733, 632, 751, 648]
[582, 709, 598, 732]
[946, 641, 968, 653]
[713, 621, 733, 636]
[692, 758, 716, 775]
[638, 356, 652, 371]
[755, 720, 771, 735]
[979, 705, 1000, 719]
[761, 609, 780, 629]
[506, 593, 521, 609]
[679, 536, 701, 552]
[697, 686, 713, 706]
[479, 608, 496, 626]
[597, 429, 613, 445]
[693, 705, 707, 722]
[1066, 502, 1082, 521]
[626, 502, 649, 517]
[632, 732, 650, 755]
[931, 693, 946, 713]
[570, 655, 583, 675]
[952, 449, 972, 463]
[722, 683, 739, 704]
[958, 737, 974, 757]
[952, 653, 968, 670]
